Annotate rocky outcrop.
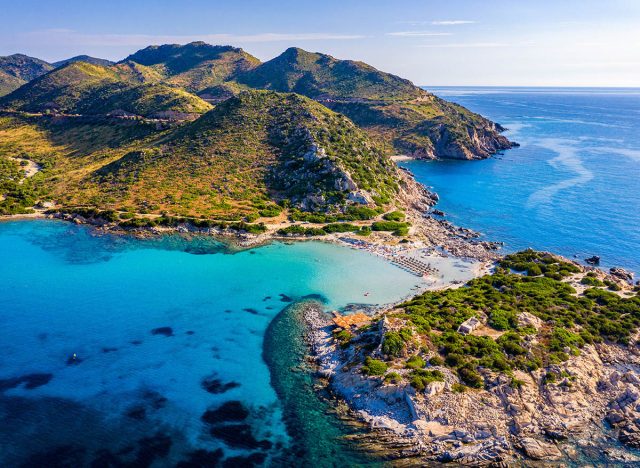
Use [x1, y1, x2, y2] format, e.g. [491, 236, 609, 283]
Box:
[306, 304, 640, 464]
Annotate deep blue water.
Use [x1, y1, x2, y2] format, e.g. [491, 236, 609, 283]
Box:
[412, 86, 640, 274]
[0, 220, 424, 466]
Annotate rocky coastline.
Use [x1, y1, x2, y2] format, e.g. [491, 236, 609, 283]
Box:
[300, 262, 640, 465]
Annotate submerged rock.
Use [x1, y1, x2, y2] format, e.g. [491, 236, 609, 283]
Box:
[0, 373, 53, 392]
[177, 449, 224, 468]
[209, 424, 271, 450]
[201, 376, 240, 394]
[151, 326, 174, 337]
[202, 401, 250, 424]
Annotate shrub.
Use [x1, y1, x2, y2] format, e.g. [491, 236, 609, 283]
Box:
[458, 365, 484, 388]
[410, 369, 444, 391]
[489, 309, 517, 330]
[384, 372, 401, 384]
[362, 357, 388, 376]
[383, 210, 405, 222]
[405, 355, 426, 370]
[381, 328, 412, 357]
[334, 329, 353, 348]
[581, 276, 604, 287]
[428, 355, 444, 366]
[371, 221, 409, 232]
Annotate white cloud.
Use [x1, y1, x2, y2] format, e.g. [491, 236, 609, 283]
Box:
[386, 31, 452, 37]
[418, 42, 507, 48]
[21, 29, 365, 47]
[431, 20, 476, 26]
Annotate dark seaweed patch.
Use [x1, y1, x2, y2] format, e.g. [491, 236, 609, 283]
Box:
[101, 347, 118, 353]
[186, 330, 195, 335]
[19, 444, 86, 468]
[279, 294, 293, 303]
[201, 377, 240, 394]
[0, 373, 53, 392]
[125, 406, 146, 420]
[130, 340, 143, 346]
[210, 424, 271, 450]
[142, 390, 168, 409]
[242, 308, 260, 315]
[133, 433, 172, 466]
[90, 448, 124, 467]
[202, 401, 249, 424]
[151, 327, 173, 337]
[177, 449, 224, 467]
[222, 452, 267, 468]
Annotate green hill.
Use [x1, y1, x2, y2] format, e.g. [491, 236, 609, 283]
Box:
[121, 41, 260, 93]
[88, 90, 399, 216]
[235, 47, 514, 159]
[0, 90, 401, 218]
[0, 54, 54, 96]
[237, 47, 421, 101]
[0, 61, 211, 117]
[53, 55, 115, 68]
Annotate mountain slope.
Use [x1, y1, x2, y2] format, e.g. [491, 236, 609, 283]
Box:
[0, 54, 54, 96]
[0, 61, 211, 118]
[235, 47, 514, 159]
[237, 47, 421, 101]
[88, 89, 400, 216]
[121, 41, 260, 93]
[53, 55, 115, 68]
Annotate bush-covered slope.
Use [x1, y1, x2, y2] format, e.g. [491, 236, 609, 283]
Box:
[88, 90, 400, 217]
[237, 47, 421, 101]
[0, 54, 54, 96]
[121, 42, 260, 93]
[235, 46, 514, 159]
[53, 55, 115, 68]
[0, 62, 211, 117]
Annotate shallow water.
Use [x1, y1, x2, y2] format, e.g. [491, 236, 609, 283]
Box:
[412, 86, 640, 274]
[0, 220, 424, 466]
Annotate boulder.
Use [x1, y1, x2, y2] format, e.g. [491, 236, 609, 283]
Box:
[518, 437, 562, 460]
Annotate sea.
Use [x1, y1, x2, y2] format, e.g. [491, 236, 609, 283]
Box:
[1, 87, 639, 466]
[412, 86, 640, 275]
[0, 220, 424, 466]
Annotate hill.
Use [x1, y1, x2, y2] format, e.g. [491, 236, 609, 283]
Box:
[0, 61, 211, 118]
[120, 41, 260, 93]
[236, 47, 514, 159]
[0, 90, 403, 219]
[237, 47, 422, 101]
[88, 90, 400, 216]
[53, 55, 115, 68]
[0, 54, 53, 96]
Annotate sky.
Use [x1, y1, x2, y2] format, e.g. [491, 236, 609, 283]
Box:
[1, 0, 639, 87]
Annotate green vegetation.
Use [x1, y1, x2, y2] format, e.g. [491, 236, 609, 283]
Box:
[405, 355, 426, 369]
[499, 249, 581, 279]
[362, 357, 388, 376]
[382, 210, 405, 222]
[349, 250, 640, 390]
[0, 42, 513, 219]
[371, 221, 410, 236]
[0, 62, 212, 117]
[381, 328, 413, 357]
[236, 47, 422, 101]
[409, 369, 444, 391]
[0, 53, 53, 97]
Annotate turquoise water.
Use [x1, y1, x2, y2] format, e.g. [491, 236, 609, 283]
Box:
[0, 220, 423, 466]
[411, 87, 640, 274]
